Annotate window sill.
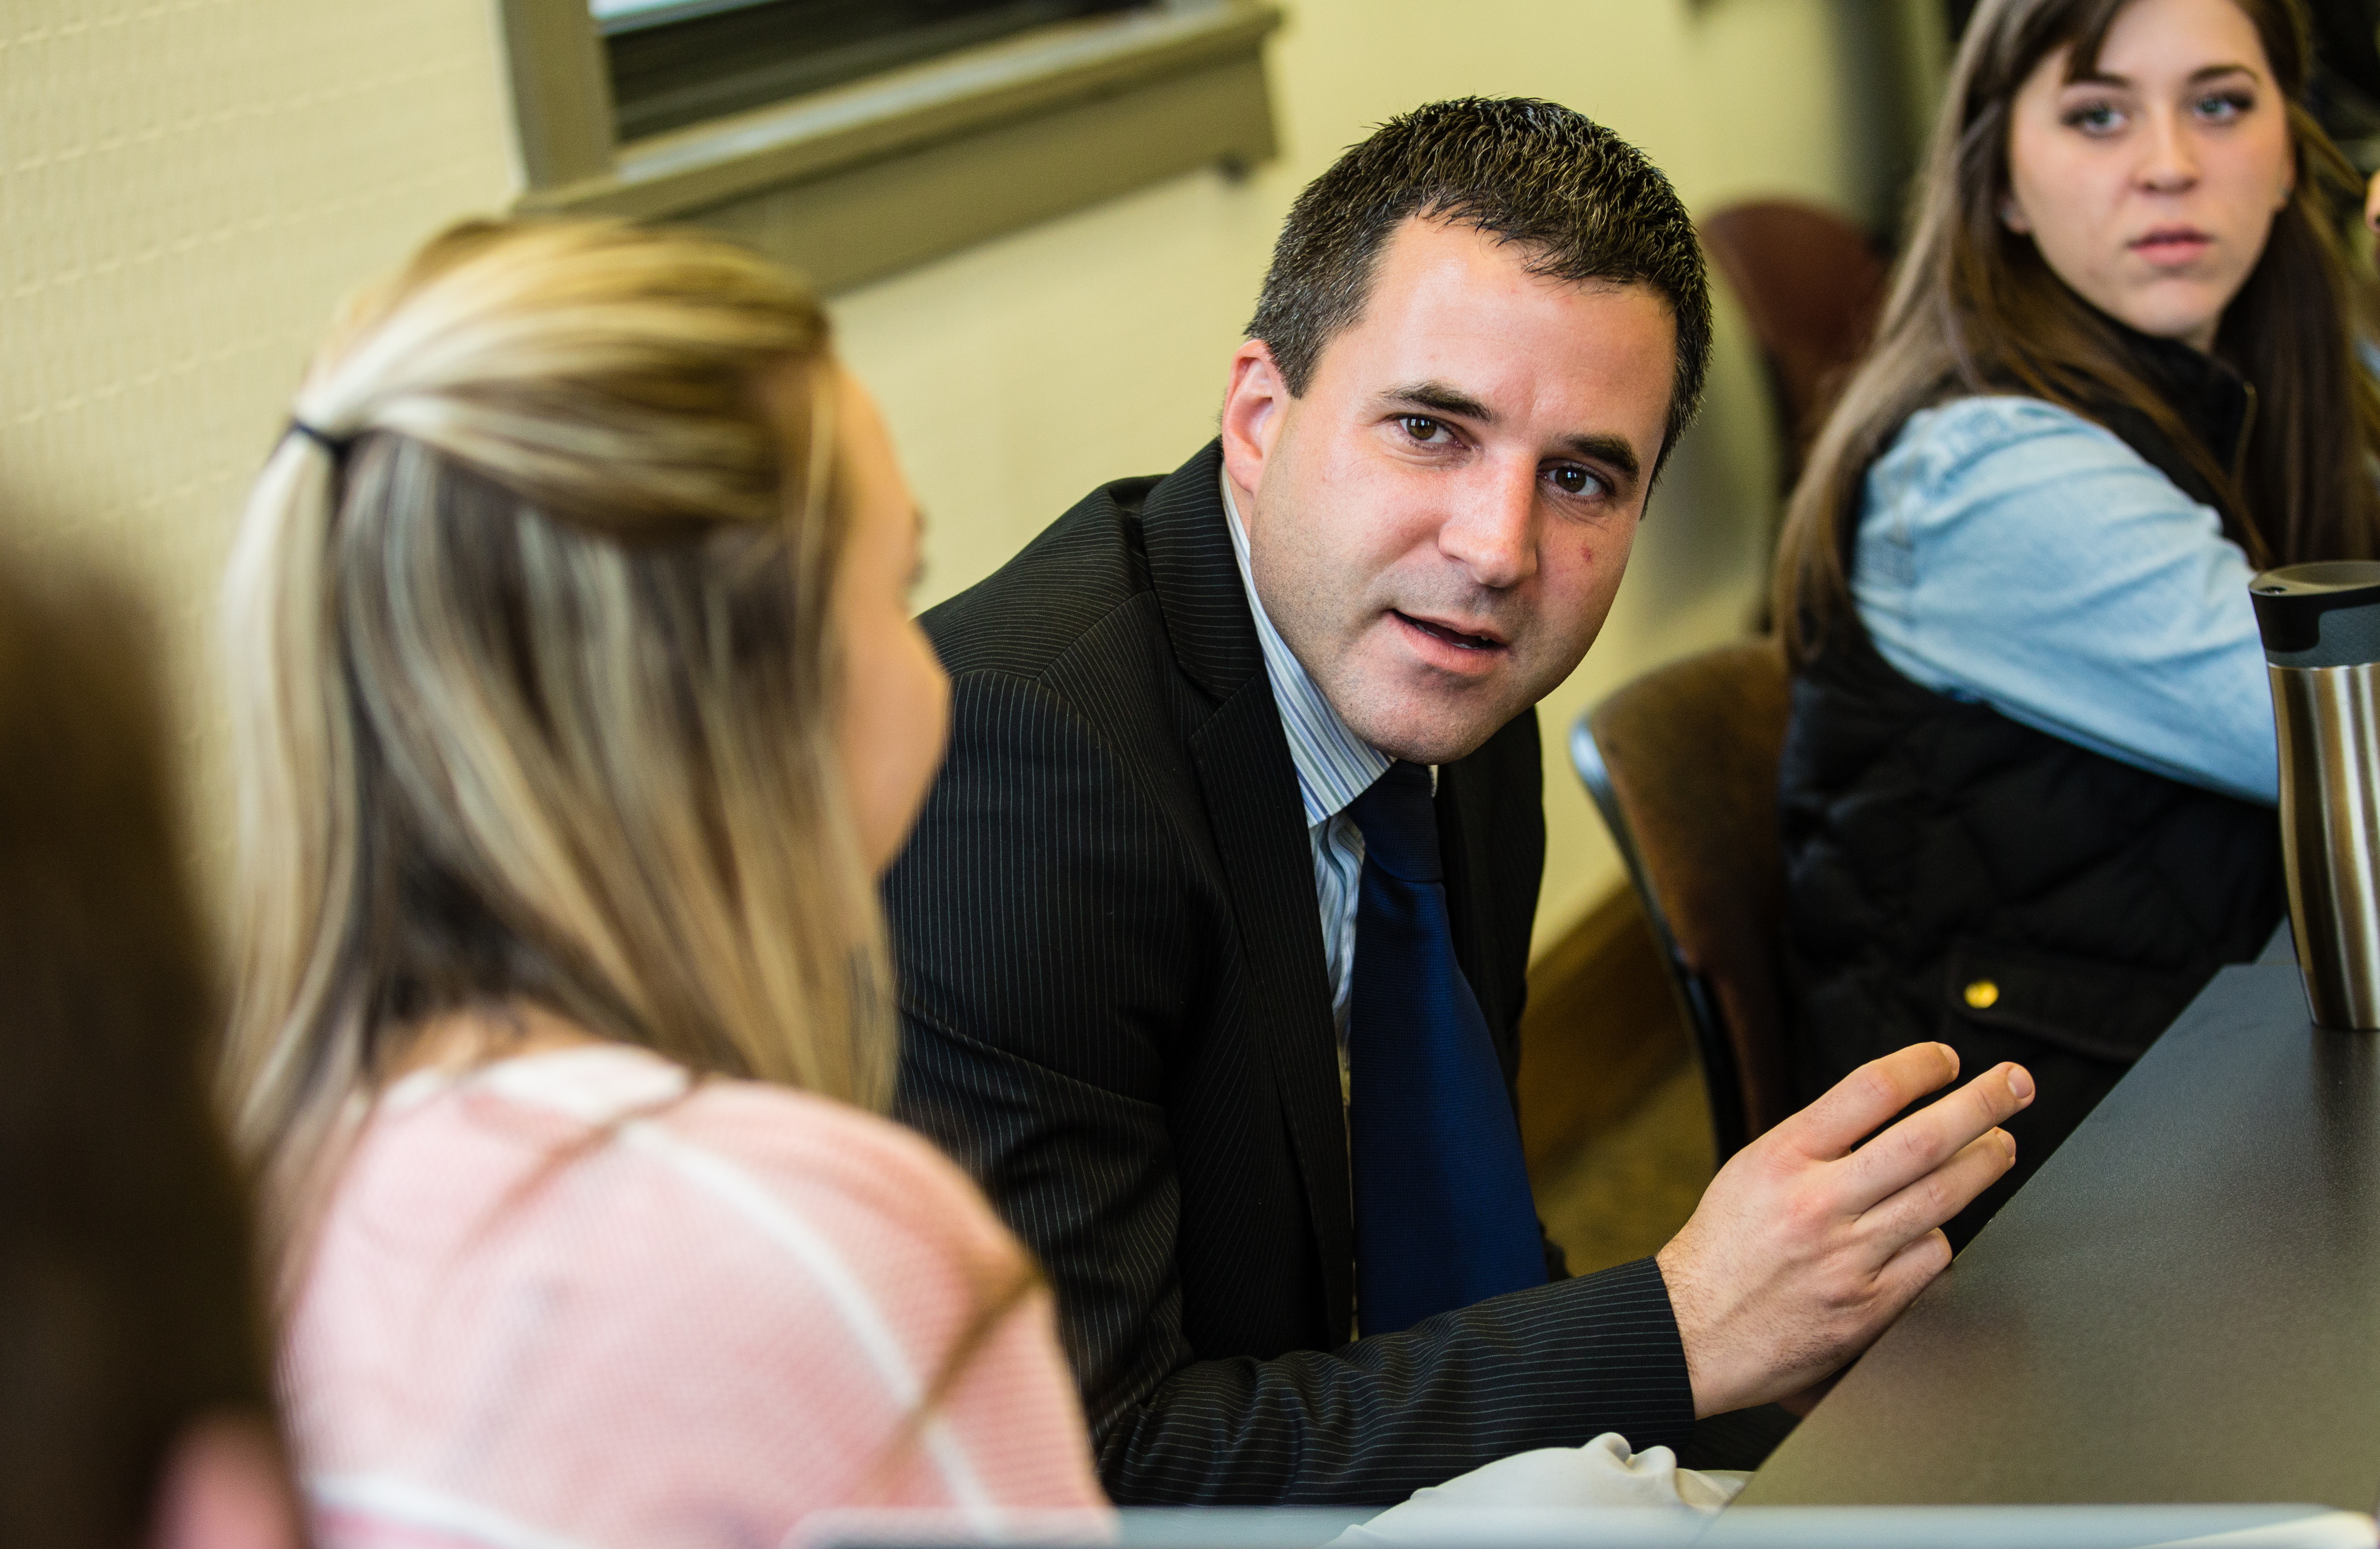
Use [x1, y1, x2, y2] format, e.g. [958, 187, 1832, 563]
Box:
[513, 0, 1283, 293]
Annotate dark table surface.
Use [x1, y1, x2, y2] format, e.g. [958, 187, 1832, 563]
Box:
[1734, 950, 2380, 1512]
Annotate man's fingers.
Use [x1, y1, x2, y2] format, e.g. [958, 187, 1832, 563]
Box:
[1856, 1126, 2017, 1250]
[1770, 1043, 1962, 1161]
[1836, 1062, 2034, 1210]
[1870, 1224, 1955, 1314]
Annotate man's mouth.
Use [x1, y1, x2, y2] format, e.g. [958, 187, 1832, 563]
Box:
[1393, 610, 1507, 652]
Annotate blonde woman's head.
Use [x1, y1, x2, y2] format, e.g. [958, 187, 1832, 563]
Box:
[222, 218, 946, 1246]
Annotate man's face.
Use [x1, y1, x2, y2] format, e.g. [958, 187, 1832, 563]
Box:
[1221, 216, 1676, 765]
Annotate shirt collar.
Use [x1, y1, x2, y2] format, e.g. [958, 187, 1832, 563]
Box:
[1220, 472, 1392, 826]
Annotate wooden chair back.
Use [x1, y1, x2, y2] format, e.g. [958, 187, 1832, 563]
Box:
[1570, 639, 1795, 1159]
[1699, 200, 1887, 487]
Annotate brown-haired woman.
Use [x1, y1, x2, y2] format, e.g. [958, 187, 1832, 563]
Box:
[220, 219, 1105, 1546]
[0, 565, 301, 1549]
[1771, 0, 2380, 1246]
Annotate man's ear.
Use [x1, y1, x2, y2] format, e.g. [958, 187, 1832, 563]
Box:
[1220, 340, 1291, 507]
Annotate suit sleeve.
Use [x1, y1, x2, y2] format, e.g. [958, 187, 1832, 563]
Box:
[887, 672, 1694, 1505]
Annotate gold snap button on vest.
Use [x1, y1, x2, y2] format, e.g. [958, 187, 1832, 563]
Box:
[1964, 979, 2000, 1009]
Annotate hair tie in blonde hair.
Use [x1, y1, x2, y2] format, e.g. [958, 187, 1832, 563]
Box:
[285, 420, 354, 463]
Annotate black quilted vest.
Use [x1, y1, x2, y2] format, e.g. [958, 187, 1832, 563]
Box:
[1779, 333, 2285, 1247]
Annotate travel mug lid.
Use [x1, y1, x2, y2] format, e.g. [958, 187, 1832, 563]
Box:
[2252, 562, 2380, 667]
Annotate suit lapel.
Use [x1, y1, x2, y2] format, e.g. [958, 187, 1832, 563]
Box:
[1144, 442, 1356, 1341]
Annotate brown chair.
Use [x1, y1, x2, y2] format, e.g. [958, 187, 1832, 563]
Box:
[1698, 200, 1887, 489]
[1570, 639, 1796, 1161]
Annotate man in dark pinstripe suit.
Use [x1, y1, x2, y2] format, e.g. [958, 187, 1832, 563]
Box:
[884, 99, 2035, 1506]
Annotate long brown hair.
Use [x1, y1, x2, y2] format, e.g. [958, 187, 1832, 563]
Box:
[1774, 0, 2380, 662]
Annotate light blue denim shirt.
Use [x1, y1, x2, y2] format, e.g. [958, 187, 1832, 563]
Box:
[1853, 394, 2278, 805]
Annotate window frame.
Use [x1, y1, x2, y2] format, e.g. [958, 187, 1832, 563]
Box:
[498, 0, 1283, 293]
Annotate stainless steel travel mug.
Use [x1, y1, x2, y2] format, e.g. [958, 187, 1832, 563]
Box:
[2252, 562, 2380, 1029]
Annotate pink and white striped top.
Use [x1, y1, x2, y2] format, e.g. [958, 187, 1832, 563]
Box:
[282, 1044, 1107, 1549]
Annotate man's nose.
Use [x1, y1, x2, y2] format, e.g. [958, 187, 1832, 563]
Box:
[1438, 459, 1539, 590]
[2139, 108, 2200, 192]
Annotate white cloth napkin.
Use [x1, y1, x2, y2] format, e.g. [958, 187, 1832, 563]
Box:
[1335, 1433, 1747, 1547]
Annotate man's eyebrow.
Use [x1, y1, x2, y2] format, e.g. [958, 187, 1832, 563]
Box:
[1561, 432, 1641, 484]
[1382, 380, 1495, 422]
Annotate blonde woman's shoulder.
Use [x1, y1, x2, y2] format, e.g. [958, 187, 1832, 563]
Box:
[291, 1050, 1085, 1548]
[660, 1072, 1026, 1267]
[368, 1043, 1021, 1281]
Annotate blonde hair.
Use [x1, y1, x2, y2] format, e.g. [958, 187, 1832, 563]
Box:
[221, 218, 890, 1259]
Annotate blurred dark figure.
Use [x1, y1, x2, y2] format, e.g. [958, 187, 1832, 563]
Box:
[2303, 0, 2380, 163]
[0, 565, 300, 1548]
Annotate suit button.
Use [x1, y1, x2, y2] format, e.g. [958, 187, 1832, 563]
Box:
[1963, 979, 2000, 1009]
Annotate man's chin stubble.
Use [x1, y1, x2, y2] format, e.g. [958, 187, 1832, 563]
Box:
[1335, 682, 1526, 766]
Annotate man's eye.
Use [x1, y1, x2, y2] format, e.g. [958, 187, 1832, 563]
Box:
[1400, 415, 1448, 444]
[1547, 465, 1602, 497]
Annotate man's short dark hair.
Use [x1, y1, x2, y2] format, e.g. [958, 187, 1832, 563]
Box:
[1249, 97, 1712, 471]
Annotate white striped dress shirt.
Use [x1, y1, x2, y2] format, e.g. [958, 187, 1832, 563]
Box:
[1219, 476, 1397, 1109]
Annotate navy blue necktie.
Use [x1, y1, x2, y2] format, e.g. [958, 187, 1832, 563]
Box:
[1346, 760, 1548, 1335]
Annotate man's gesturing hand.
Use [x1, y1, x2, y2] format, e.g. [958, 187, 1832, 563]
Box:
[1654, 1043, 2034, 1418]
